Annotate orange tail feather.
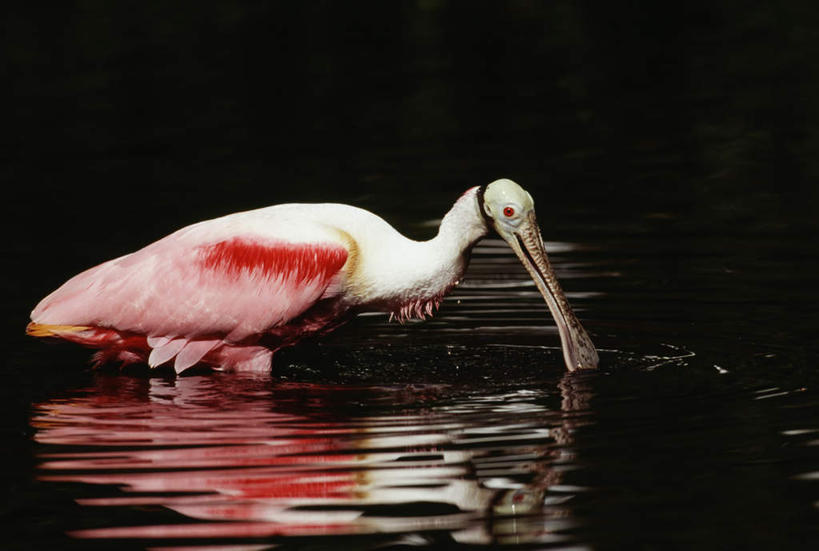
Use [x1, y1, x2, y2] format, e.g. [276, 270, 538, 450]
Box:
[26, 322, 92, 338]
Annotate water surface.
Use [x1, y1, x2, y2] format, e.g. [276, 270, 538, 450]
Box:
[21, 240, 819, 549]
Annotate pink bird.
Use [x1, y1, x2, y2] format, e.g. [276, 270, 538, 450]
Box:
[28, 179, 598, 374]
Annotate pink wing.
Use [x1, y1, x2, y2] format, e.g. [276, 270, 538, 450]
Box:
[31, 219, 349, 371]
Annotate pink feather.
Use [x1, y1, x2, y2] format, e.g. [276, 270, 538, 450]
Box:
[31, 221, 349, 372]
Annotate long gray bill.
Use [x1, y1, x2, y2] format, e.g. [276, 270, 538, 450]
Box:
[510, 213, 599, 371]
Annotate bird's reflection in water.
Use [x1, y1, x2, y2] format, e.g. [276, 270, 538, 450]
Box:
[32, 367, 595, 546]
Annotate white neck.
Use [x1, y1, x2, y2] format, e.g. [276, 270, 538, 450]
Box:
[431, 187, 490, 255]
[338, 188, 488, 315]
[374, 188, 489, 313]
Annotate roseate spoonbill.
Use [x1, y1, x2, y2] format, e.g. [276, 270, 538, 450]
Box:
[27, 178, 598, 374]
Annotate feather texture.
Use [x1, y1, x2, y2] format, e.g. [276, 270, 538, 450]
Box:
[29, 193, 491, 373]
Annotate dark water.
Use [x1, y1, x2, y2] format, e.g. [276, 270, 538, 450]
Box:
[4, 2, 819, 549]
[9, 237, 819, 549]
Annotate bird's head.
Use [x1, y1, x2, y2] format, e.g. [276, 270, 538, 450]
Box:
[477, 178, 599, 371]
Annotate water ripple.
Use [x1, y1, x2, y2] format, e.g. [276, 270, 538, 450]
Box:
[32, 371, 596, 547]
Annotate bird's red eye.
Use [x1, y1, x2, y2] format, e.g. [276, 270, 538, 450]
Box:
[503, 206, 515, 217]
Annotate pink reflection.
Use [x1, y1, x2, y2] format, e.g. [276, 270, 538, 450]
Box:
[70, 520, 360, 539]
[33, 373, 592, 544]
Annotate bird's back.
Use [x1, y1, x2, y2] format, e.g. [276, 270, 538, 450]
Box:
[29, 204, 360, 365]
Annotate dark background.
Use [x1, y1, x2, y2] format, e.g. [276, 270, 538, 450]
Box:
[2, 1, 819, 548]
[5, 1, 818, 247]
[5, 0, 817, 371]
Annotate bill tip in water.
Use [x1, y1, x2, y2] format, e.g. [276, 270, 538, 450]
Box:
[574, 342, 600, 371]
[557, 302, 599, 372]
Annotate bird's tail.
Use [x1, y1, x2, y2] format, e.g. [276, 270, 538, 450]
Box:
[26, 322, 119, 348]
[26, 322, 92, 338]
[27, 322, 152, 368]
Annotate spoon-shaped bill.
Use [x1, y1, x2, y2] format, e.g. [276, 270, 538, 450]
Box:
[504, 213, 599, 371]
